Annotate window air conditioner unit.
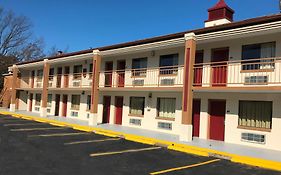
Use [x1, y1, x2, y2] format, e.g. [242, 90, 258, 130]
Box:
[160, 78, 175, 85]
[244, 76, 268, 85]
[73, 81, 80, 87]
[241, 133, 265, 144]
[132, 79, 144, 86]
[158, 122, 172, 130]
[129, 118, 141, 126]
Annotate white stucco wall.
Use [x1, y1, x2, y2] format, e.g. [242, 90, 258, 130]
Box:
[97, 91, 182, 135]
[194, 92, 281, 151]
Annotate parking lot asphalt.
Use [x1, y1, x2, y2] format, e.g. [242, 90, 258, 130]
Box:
[0, 114, 280, 175]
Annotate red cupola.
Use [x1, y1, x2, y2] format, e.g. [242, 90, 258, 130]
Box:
[205, 0, 235, 27]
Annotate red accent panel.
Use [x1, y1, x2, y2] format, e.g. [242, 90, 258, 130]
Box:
[209, 100, 226, 141]
[115, 96, 123, 125]
[183, 48, 190, 112]
[211, 48, 229, 87]
[102, 96, 111, 123]
[91, 60, 97, 104]
[192, 99, 201, 137]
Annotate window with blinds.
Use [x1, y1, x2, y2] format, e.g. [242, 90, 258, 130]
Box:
[157, 98, 176, 118]
[35, 94, 41, 106]
[71, 95, 81, 110]
[238, 101, 272, 129]
[129, 97, 145, 116]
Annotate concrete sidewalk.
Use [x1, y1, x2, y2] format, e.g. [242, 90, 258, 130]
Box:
[0, 108, 281, 171]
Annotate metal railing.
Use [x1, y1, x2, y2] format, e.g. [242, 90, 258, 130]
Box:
[193, 57, 281, 87]
[99, 65, 184, 88]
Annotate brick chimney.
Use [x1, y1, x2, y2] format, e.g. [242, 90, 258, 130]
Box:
[205, 0, 235, 27]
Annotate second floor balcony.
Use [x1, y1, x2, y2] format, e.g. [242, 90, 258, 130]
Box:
[193, 57, 281, 90]
[98, 65, 184, 90]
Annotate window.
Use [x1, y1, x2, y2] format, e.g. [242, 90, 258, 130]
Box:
[157, 98, 176, 118]
[129, 97, 145, 115]
[159, 54, 178, 75]
[132, 58, 147, 77]
[242, 42, 275, 70]
[71, 95, 80, 110]
[47, 94, 52, 107]
[35, 94, 41, 106]
[87, 95, 91, 111]
[239, 101, 272, 129]
[73, 65, 82, 80]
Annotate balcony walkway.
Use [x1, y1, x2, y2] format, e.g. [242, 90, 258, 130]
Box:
[0, 108, 280, 163]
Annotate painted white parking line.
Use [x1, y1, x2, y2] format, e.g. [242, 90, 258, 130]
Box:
[28, 132, 90, 137]
[4, 123, 47, 126]
[90, 147, 162, 157]
[10, 127, 67, 131]
[64, 138, 121, 145]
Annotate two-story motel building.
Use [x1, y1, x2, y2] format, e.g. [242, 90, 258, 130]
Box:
[2, 0, 281, 151]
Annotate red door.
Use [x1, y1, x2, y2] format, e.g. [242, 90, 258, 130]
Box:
[102, 96, 111, 123]
[62, 94, 68, 117]
[105, 62, 113, 87]
[192, 99, 201, 137]
[29, 93, 33, 111]
[117, 60, 125, 87]
[64, 67, 70, 88]
[55, 94, 60, 116]
[211, 48, 229, 86]
[115, 96, 123, 125]
[209, 100, 226, 141]
[194, 51, 204, 86]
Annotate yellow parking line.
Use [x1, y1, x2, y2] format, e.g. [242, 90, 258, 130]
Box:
[10, 127, 67, 131]
[90, 147, 162, 157]
[64, 138, 121, 145]
[28, 132, 90, 137]
[150, 159, 221, 175]
[4, 123, 47, 126]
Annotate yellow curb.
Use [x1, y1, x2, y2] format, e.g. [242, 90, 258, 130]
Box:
[0, 111, 280, 172]
[49, 123, 66, 127]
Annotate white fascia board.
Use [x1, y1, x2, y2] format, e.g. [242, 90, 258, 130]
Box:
[197, 21, 281, 43]
[17, 52, 93, 69]
[100, 37, 185, 57]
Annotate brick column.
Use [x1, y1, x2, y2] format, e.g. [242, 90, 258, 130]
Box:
[89, 50, 101, 126]
[179, 33, 197, 141]
[40, 59, 50, 117]
[10, 65, 18, 112]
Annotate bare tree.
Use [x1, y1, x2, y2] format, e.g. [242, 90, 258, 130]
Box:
[0, 7, 45, 61]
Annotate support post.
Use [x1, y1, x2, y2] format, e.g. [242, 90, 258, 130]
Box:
[89, 50, 101, 126]
[10, 65, 18, 112]
[40, 59, 50, 117]
[180, 33, 197, 141]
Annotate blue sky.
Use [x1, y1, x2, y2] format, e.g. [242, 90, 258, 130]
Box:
[0, 0, 279, 53]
